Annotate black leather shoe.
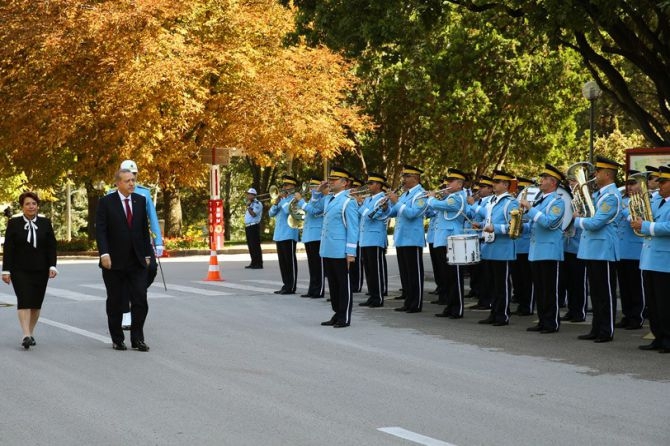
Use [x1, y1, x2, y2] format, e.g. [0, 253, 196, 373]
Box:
[540, 328, 558, 334]
[310, 295, 324, 299]
[359, 301, 372, 307]
[492, 321, 509, 326]
[131, 340, 150, 352]
[513, 310, 533, 316]
[638, 343, 661, 351]
[471, 304, 492, 310]
[122, 325, 131, 330]
[112, 342, 127, 351]
[392, 295, 405, 300]
[578, 333, 597, 340]
[526, 325, 542, 332]
[273, 289, 285, 294]
[333, 322, 350, 328]
[406, 308, 421, 313]
[30, 336, 36, 346]
[594, 337, 613, 343]
[21, 337, 31, 349]
[249, 266, 263, 269]
[430, 300, 447, 305]
[478, 318, 494, 324]
[658, 348, 670, 354]
[394, 306, 408, 312]
[321, 319, 336, 326]
[559, 314, 574, 321]
[244, 265, 253, 269]
[435, 312, 450, 318]
[369, 302, 383, 308]
[570, 318, 586, 323]
[278, 290, 294, 295]
[300, 294, 312, 298]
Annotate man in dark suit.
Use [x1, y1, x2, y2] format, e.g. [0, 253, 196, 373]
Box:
[96, 168, 153, 351]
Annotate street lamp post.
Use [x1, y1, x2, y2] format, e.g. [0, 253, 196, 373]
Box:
[582, 80, 602, 165]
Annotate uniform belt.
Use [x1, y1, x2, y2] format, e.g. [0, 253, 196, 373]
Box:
[245, 222, 259, 227]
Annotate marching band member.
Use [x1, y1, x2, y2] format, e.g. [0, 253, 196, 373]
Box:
[348, 177, 365, 293]
[615, 171, 645, 329]
[511, 177, 535, 316]
[429, 169, 469, 319]
[646, 165, 660, 199]
[574, 156, 622, 343]
[519, 164, 566, 333]
[319, 167, 360, 328]
[560, 174, 588, 323]
[632, 165, 670, 353]
[467, 176, 494, 309]
[358, 173, 389, 308]
[386, 165, 426, 313]
[268, 175, 302, 295]
[295, 177, 325, 298]
[244, 188, 263, 269]
[472, 170, 518, 326]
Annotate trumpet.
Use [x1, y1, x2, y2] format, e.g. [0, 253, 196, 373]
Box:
[628, 171, 654, 236]
[418, 186, 452, 200]
[349, 185, 371, 198]
[368, 185, 403, 220]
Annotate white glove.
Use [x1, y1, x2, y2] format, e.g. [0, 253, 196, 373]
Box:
[155, 245, 164, 257]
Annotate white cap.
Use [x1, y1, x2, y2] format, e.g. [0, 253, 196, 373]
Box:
[120, 159, 138, 173]
[246, 188, 257, 195]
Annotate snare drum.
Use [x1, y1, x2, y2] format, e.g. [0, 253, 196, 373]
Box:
[447, 234, 481, 265]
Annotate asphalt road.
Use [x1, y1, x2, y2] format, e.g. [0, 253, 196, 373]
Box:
[0, 251, 667, 446]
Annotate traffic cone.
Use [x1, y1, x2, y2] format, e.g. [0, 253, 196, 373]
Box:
[205, 250, 223, 281]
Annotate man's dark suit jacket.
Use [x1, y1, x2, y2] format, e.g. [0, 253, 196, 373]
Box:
[96, 192, 153, 268]
[2, 216, 57, 272]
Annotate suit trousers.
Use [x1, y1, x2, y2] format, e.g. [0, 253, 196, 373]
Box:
[488, 260, 512, 323]
[304, 240, 324, 297]
[324, 257, 353, 325]
[276, 240, 297, 292]
[561, 253, 588, 320]
[531, 260, 560, 331]
[446, 263, 464, 317]
[432, 246, 449, 304]
[382, 249, 388, 296]
[245, 224, 263, 267]
[477, 260, 494, 308]
[397, 246, 424, 311]
[362, 246, 384, 305]
[512, 253, 534, 313]
[122, 252, 157, 313]
[586, 260, 617, 339]
[616, 259, 645, 327]
[642, 270, 670, 348]
[349, 244, 364, 292]
[103, 266, 148, 344]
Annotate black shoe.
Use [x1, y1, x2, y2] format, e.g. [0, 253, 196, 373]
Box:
[638, 343, 661, 351]
[430, 300, 447, 305]
[578, 333, 597, 340]
[526, 325, 542, 332]
[321, 319, 336, 326]
[21, 337, 31, 349]
[560, 314, 574, 321]
[625, 322, 643, 330]
[369, 302, 383, 308]
[359, 301, 372, 307]
[249, 266, 263, 269]
[394, 306, 408, 312]
[244, 265, 253, 269]
[540, 328, 558, 334]
[310, 295, 324, 299]
[278, 290, 294, 295]
[122, 325, 131, 330]
[492, 321, 509, 326]
[478, 318, 494, 324]
[435, 312, 450, 318]
[131, 340, 150, 352]
[614, 319, 629, 329]
[570, 317, 587, 323]
[300, 294, 312, 298]
[406, 308, 421, 314]
[273, 289, 285, 294]
[658, 348, 670, 354]
[513, 310, 533, 316]
[471, 304, 492, 310]
[112, 342, 127, 351]
[30, 336, 36, 346]
[447, 315, 463, 319]
[392, 295, 405, 300]
[594, 337, 613, 343]
[333, 322, 350, 328]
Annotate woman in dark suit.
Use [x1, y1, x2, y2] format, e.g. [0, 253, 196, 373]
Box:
[2, 191, 58, 349]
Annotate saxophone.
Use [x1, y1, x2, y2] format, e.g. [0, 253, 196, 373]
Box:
[628, 171, 654, 237]
[508, 186, 530, 239]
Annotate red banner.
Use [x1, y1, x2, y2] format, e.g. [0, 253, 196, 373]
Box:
[208, 199, 224, 250]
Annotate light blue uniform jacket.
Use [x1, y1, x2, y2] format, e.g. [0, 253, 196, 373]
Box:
[426, 209, 438, 245]
[618, 196, 643, 260]
[359, 192, 388, 248]
[387, 184, 426, 248]
[639, 196, 670, 273]
[524, 191, 565, 261]
[300, 191, 325, 243]
[474, 193, 518, 261]
[575, 183, 622, 262]
[109, 184, 163, 246]
[427, 190, 467, 248]
[319, 191, 360, 258]
[269, 196, 301, 242]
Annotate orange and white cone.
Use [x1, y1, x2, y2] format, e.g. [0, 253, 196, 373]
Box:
[205, 250, 223, 281]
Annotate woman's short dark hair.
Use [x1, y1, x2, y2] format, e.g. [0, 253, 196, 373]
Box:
[19, 191, 40, 206]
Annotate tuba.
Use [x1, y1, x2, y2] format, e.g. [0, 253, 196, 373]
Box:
[567, 162, 596, 218]
[628, 171, 654, 236]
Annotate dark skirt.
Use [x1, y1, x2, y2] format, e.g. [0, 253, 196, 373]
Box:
[12, 270, 49, 309]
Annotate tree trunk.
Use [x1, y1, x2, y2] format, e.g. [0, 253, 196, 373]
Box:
[163, 188, 183, 237]
[85, 182, 102, 241]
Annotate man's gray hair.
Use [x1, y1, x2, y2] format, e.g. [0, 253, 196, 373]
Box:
[115, 168, 134, 182]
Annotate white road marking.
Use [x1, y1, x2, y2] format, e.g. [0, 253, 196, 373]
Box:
[153, 283, 231, 296]
[80, 283, 171, 298]
[47, 287, 104, 301]
[377, 427, 457, 446]
[243, 279, 285, 286]
[40, 318, 109, 343]
[195, 281, 277, 293]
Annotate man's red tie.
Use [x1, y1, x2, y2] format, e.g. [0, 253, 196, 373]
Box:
[124, 198, 133, 227]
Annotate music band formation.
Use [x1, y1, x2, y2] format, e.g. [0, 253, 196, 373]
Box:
[245, 157, 670, 352]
